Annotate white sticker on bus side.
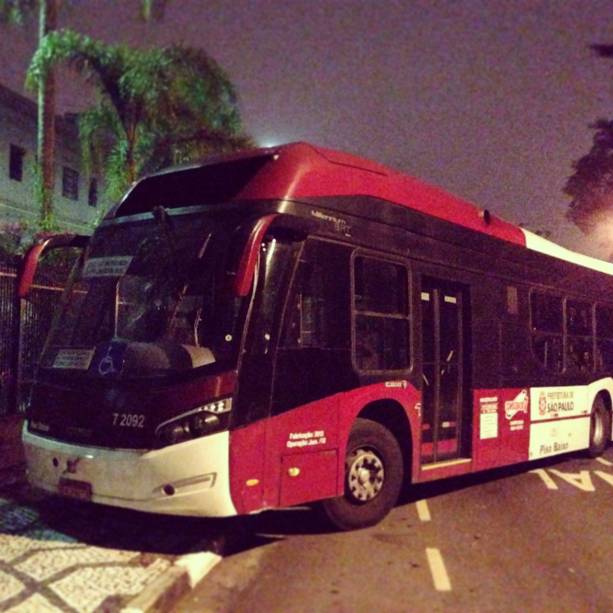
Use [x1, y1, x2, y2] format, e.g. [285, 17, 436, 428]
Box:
[528, 417, 590, 460]
[82, 256, 133, 278]
[529, 386, 590, 422]
[53, 348, 95, 370]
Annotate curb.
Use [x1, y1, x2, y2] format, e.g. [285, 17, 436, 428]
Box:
[122, 551, 222, 613]
[0, 415, 26, 489]
[0, 461, 26, 489]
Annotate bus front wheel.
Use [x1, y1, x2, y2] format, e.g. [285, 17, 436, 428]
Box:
[320, 418, 403, 531]
[588, 395, 611, 458]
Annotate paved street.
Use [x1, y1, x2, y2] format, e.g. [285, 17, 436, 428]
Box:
[174, 449, 613, 612]
[0, 483, 222, 612]
[2, 448, 612, 612]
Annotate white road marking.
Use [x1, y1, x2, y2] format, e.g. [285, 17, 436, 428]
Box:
[595, 470, 613, 487]
[176, 551, 222, 587]
[529, 468, 558, 490]
[426, 547, 452, 592]
[416, 499, 431, 522]
[549, 469, 595, 492]
[595, 457, 613, 467]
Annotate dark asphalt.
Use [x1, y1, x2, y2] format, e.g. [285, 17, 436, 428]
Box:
[174, 449, 613, 612]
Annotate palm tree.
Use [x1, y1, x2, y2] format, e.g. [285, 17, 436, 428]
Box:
[37, 0, 57, 227]
[27, 30, 251, 202]
[0, 0, 169, 227]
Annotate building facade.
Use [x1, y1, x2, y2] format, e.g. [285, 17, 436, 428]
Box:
[0, 83, 108, 233]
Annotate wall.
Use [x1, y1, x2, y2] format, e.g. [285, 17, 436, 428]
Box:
[0, 83, 109, 232]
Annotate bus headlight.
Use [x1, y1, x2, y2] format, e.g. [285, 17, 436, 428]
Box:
[155, 398, 232, 446]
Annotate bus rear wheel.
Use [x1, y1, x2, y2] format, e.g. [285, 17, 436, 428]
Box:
[588, 395, 611, 458]
[320, 418, 403, 531]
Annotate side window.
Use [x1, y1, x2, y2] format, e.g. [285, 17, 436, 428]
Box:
[274, 238, 352, 414]
[506, 285, 519, 315]
[353, 255, 410, 372]
[500, 285, 526, 376]
[596, 305, 613, 371]
[530, 291, 563, 373]
[566, 299, 594, 372]
[281, 240, 350, 351]
[238, 236, 302, 423]
[248, 238, 300, 355]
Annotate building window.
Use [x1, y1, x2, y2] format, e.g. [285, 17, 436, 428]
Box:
[62, 166, 79, 200]
[9, 144, 25, 181]
[88, 178, 98, 207]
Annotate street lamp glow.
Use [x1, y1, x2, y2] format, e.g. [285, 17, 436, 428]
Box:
[259, 138, 282, 148]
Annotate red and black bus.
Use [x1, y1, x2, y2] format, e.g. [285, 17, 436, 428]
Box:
[21, 142, 613, 529]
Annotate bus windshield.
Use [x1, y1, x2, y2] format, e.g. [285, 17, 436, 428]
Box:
[39, 211, 246, 377]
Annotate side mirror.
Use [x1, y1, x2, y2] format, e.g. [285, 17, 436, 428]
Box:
[18, 234, 89, 299]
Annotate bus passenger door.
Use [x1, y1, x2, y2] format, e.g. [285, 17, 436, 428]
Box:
[420, 278, 469, 463]
[231, 234, 303, 513]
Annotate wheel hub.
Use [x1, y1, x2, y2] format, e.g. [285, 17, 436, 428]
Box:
[347, 448, 385, 502]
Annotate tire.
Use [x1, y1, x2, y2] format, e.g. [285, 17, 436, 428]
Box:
[588, 395, 611, 458]
[320, 418, 403, 531]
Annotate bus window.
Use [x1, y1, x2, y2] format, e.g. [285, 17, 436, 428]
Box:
[566, 300, 594, 373]
[283, 240, 351, 351]
[530, 291, 563, 373]
[247, 237, 301, 356]
[273, 239, 353, 413]
[353, 255, 410, 372]
[238, 236, 303, 422]
[596, 305, 613, 370]
[38, 214, 245, 376]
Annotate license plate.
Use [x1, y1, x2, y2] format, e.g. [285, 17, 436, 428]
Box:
[58, 478, 92, 502]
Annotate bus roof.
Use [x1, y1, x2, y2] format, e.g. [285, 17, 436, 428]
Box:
[237, 142, 527, 247]
[115, 141, 613, 276]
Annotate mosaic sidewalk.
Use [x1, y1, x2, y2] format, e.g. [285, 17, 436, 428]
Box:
[0, 484, 220, 612]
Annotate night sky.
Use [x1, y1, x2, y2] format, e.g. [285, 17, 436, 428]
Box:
[0, 0, 611, 257]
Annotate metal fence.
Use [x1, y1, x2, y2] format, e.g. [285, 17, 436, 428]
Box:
[0, 252, 68, 416]
[0, 257, 17, 416]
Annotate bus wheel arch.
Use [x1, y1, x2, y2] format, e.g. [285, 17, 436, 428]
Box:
[588, 392, 612, 458]
[320, 401, 411, 531]
[320, 417, 403, 530]
[358, 400, 413, 486]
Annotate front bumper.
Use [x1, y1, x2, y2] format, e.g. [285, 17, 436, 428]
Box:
[22, 426, 237, 517]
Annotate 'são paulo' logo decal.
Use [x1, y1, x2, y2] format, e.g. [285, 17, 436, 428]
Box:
[538, 392, 547, 416]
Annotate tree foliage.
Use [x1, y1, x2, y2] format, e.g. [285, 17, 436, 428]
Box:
[1, 0, 170, 225]
[564, 119, 613, 234]
[27, 29, 251, 202]
[564, 43, 613, 242]
[0, 0, 36, 25]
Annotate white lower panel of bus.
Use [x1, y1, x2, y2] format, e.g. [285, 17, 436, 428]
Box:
[528, 416, 591, 461]
[22, 427, 237, 517]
